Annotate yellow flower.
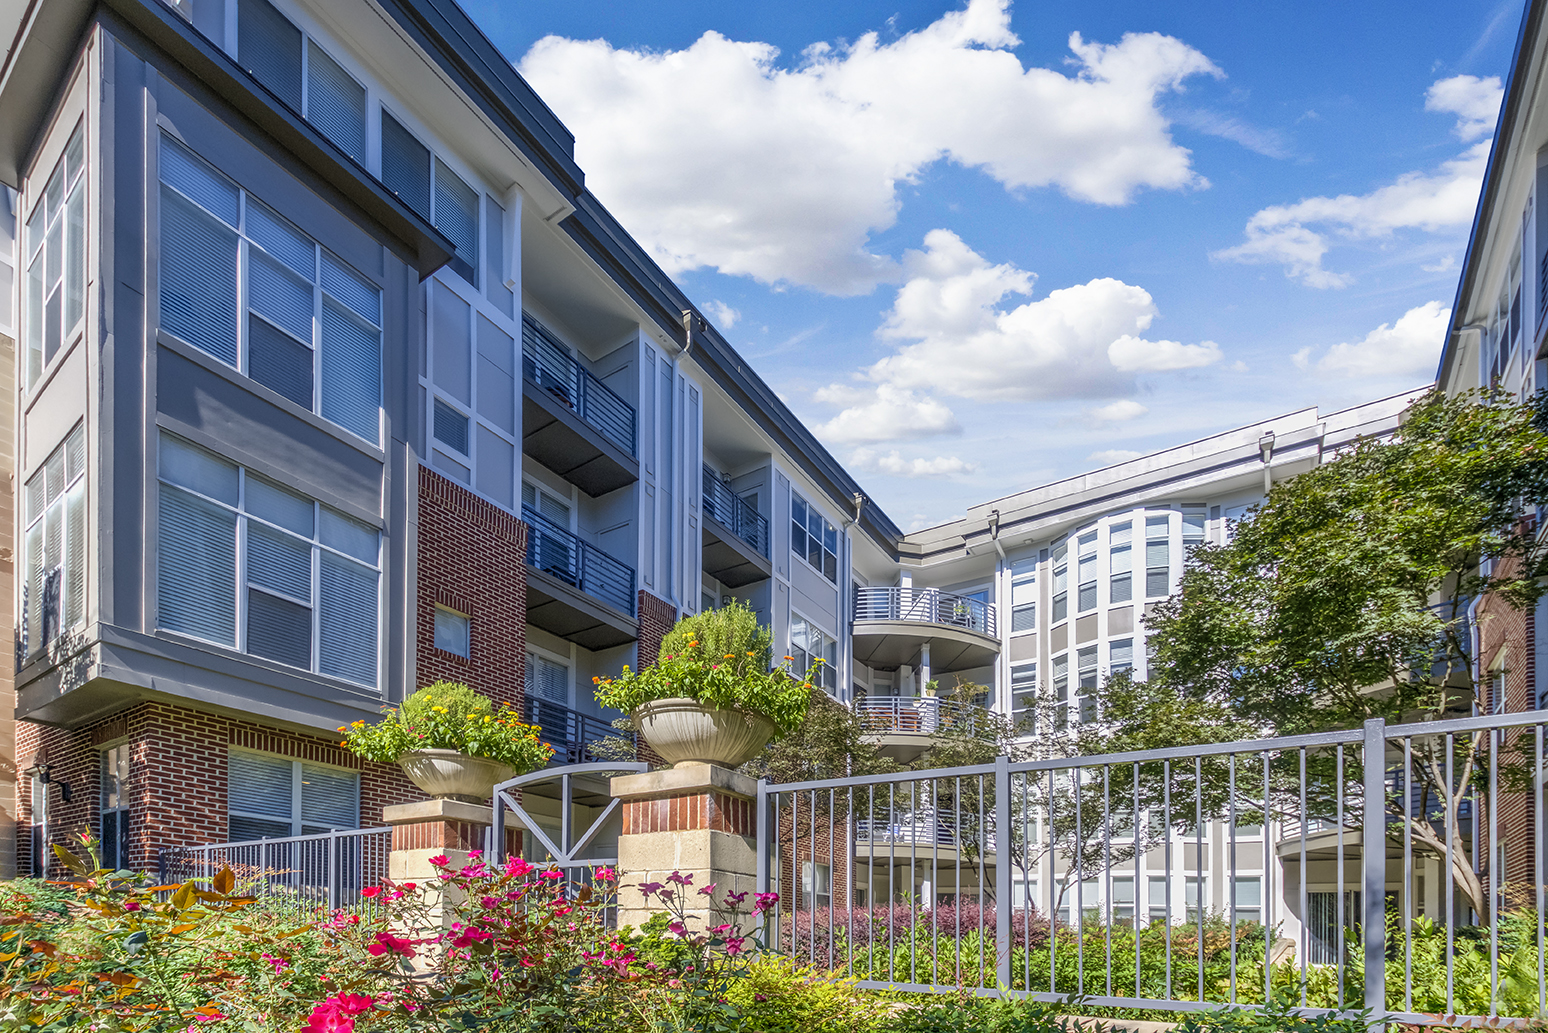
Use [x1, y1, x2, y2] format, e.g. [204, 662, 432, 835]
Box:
[746, 651, 755, 656]
[484, 716, 492, 723]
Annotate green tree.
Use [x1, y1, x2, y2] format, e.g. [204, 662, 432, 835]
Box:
[1077, 388, 1548, 921]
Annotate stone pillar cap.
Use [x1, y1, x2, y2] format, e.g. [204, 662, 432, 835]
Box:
[611, 762, 757, 802]
[382, 798, 525, 829]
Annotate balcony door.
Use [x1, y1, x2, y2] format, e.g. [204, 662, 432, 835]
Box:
[522, 481, 576, 585]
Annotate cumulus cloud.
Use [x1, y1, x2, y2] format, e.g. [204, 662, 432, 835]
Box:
[813, 383, 960, 443]
[1425, 74, 1504, 141]
[1088, 449, 1145, 465]
[704, 300, 740, 329]
[857, 229, 1222, 401]
[519, 0, 1221, 293]
[1089, 400, 1149, 421]
[850, 448, 976, 478]
[1292, 301, 1449, 378]
[1214, 77, 1495, 288]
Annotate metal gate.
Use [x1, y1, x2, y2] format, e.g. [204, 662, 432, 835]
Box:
[491, 761, 646, 875]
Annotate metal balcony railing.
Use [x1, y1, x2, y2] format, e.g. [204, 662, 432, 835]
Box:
[854, 809, 998, 852]
[159, 827, 392, 912]
[701, 466, 769, 557]
[853, 586, 997, 637]
[524, 695, 635, 765]
[855, 696, 988, 737]
[523, 505, 636, 617]
[522, 312, 637, 457]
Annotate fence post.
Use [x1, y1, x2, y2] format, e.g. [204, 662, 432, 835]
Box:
[328, 832, 339, 912]
[1362, 718, 1387, 1022]
[755, 778, 769, 946]
[995, 754, 1012, 992]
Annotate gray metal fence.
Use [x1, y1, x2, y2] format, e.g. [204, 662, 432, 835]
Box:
[756, 712, 1548, 1026]
[159, 827, 392, 912]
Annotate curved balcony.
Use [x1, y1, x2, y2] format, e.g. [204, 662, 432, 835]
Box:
[856, 696, 991, 762]
[851, 587, 1000, 674]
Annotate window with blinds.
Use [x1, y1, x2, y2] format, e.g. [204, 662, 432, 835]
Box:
[236, 0, 367, 163]
[1144, 515, 1171, 598]
[228, 749, 359, 841]
[1050, 539, 1068, 624]
[380, 113, 480, 284]
[1108, 521, 1132, 604]
[1010, 560, 1035, 633]
[1076, 530, 1098, 612]
[158, 132, 383, 443]
[525, 652, 568, 703]
[434, 605, 470, 658]
[23, 424, 87, 656]
[100, 744, 132, 871]
[24, 122, 86, 389]
[426, 280, 518, 508]
[157, 433, 381, 688]
[1010, 663, 1037, 727]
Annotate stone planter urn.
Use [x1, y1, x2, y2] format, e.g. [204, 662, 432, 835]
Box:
[632, 697, 775, 769]
[397, 748, 515, 803]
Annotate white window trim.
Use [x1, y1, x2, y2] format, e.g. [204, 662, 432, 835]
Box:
[790, 611, 838, 692]
[525, 643, 573, 709]
[22, 118, 87, 393]
[790, 491, 839, 585]
[226, 748, 360, 839]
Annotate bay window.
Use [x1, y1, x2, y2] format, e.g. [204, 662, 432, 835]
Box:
[23, 424, 86, 655]
[790, 614, 837, 692]
[157, 433, 381, 688]
[24, 122, 85, 388]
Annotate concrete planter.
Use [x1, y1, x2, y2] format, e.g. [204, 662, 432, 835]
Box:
[397, 749, 516, 803]
[633, 697, 775, 769]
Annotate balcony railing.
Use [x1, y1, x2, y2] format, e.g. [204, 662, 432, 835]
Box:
[524, 695, 635, 765]
[853, 586, 997, 637]
[522, 312, 637, 457]
[855, 696, 988, 737]
[523, 505, 636, 617]
[855, 809, 998, 852]
[702, 466, 769, 557]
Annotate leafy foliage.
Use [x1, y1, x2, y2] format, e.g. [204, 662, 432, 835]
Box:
[595, 601, 816, 735]
[338, 681, 553, 771]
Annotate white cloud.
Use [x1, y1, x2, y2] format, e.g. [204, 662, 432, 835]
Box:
[704, 300, 740, 329]
[1088, 449, 1145, 465]
[1214, 77, 1494, 288]
[1425, 74, 1504, 141]
[519, 0, 1221, 293]
[851, 448, 976, 478]
[1089, 399, 1149, 422]
[813, 383, 960, 443]
[1295, 301, 1451, 378]
[859, 229, 1222, 401]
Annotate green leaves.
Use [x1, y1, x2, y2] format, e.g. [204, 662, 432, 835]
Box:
[337, 681, 555, 772]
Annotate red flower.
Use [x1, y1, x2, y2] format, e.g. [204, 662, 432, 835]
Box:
[366, 932, 417, 959]
[360, 887, 382, 899]
[428, 854, 449, 868]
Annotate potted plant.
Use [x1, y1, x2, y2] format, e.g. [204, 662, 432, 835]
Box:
[339, 681, 554, 801]
[594, 601, 815, 768]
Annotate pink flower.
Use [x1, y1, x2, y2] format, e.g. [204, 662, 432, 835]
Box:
[261, 953, 289, 975]
[666, 871, 693, 886]
[638, 881, 664, 897]
[401, 882, 416, 891]
[709, 923, 732, 935]
[697, 882, 718, 896]
[504, 857, 534, 877]
[667, 920, 687, 937]
[519, 956, 537, 968]
[723, 891, 748, 906]
[754, 892, 779, 912]
[480, 896, 501, 909]
[428, 854, 449, 868]
[360, 887, 382, 899]
[366, 932, 417, 959]
[594, 866, 616, 881]
[725, 936, 747, 955]
[124, 901, 141, 912]
[539, 869, 563, 881]
[448, 923, 493, 949]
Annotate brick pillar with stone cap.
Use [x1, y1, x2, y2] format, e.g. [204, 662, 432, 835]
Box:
[383, 799, 523, 933]
[612, 763, 759, 930]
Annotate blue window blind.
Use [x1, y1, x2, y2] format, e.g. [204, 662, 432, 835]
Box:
[319, 299, 381, 441]
[433, 397, 469, 454]
[319, 552, 378, 685]
[157, 484, 238, 645]
[305, 41, 366, 163]
[434, 158, 479, 284]
[237, 0, 302, 110]
[380, 112, 430, 218]
[301, 763, 359, 831]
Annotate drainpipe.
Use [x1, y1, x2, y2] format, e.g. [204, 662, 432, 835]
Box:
[681, 309, 705, 358]
[840, 494, 866, 705]
[1258, 431, 1275, 494]
[988, 509, 1005, 561]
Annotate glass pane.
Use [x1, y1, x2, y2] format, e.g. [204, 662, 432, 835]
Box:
[246, 475, 314, 536]
[1110, 573, 1132, 603]
[1146, 569, 1171, 597]
[237, 0, 303, 111]
[159, 135, 239, 226]
[249, 248, 314, 343]
[246, 522, 311, 601]
[64, 482, 86, 627]
[433, 158, 479, 284]
[1109, 521, 1132, 545]
[159, 434, 239, 504]
[247, 201, 314, 280]
[321, 252, 379, 324]
[380, 112, 430, 218]
[1110, 543, 1131, 572]
[228, 751, 293, 819]
[434, 607, 470, 656]
[64, 126, 84, 186]
[305, 41, 367, 163]
[64, 182, 84, 332]
[433, 397, 469, 454]
[1145, 540, 1169, 568]
[247, 588, 311, 667]
[25, 250, 42, 385]
[160, 187, 240, 365]
[158, 485, 237, 644]
[319, 553, 378, 685]
[229, 815, 292, 842]
[319, 299, 381, 441]
[320, 508, 378, 564]
[248, 316, 315, 409]
[300, 764, 358, 829]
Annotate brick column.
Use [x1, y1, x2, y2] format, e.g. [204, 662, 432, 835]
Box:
[612, 763, 758, 930]
[384, 798, 523, 934]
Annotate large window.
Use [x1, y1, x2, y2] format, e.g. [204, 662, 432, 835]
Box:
[1076, 646, 1098, 722]
[228, 750, 359, 841]
[1051, 653, 1069, 729]
[525, 652, 568, 704]
[1109, 638, 1134, 678]
[1182, 505, 1206, 551]
[380, 112, 480, 283]
[1233, 877, 1262, 925]
[1144, 516, 1170, 598]
[157, 433, 381, 688]
[23, 424, 86, 656]
[158, 133, 383, 443]
[790, 494, 838, 583]
[1111, 876, 1135, 924]
[1010, 663, 1037, 727]
[790, 614, 837, 692]
[1108, 521, 1132, 604]
[425, 279, 517, 508]
[101, 744, 132, 871]
[1010, 559, 1035, 632]
[236, 0, 367, 163]
[1051, 539, 1068, 623]
[24, 122, 85, 388]
[1076, 531, 1098, 612]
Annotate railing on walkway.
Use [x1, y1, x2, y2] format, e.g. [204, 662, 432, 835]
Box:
[524, 695, 636, 764]
[853, 586, 997, 637]
[854, 696, 987, 737]
[523, 504, 636, 617]
[522, 311, 637, 456]
[702, 466, 769, 557]
[159, 827, 392, 912]
[756, 712, 1548, 1026]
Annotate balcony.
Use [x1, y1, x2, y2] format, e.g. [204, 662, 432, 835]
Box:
[524, 505, 638, 650]
[854, 809, 999, 855]
[856, 696, 991, 762]
[851, 587, 1000, 674]
[522, 313, 639, 496]
[523, 695, 635, 765]
[701, 466, 771, 587]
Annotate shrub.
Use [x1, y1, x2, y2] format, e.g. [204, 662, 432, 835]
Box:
[338, 680, 554, 771]
[595, 601, 815, 734]
[722, 955, 882, 1033]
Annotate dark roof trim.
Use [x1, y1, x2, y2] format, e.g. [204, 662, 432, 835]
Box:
[563, 194, 904, 555]
[106, 0, 456, 278]
[1439, 0, 1545, 387]
[371, 0, 584, 198]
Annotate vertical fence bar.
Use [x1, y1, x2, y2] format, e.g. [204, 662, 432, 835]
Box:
[1134, 762, 1142, 1001]
[1336, 745, 1345, 1010]
[1103, 764, 1112, 1000]
[828, 787, 836, 972]
[1194, 755, 1203, 1004]
[1489, 725, 1499, 1018]
[1298, 747, 1308, 1006]
[756, 778, 769, 948]
[995, 755, 1011, 992]
[327, 832, 338, 913]
[1263, 751, 1272, 1008]
[1228, 752, 1238, 1005]
[1402, 737, 1413, 1014]
[978, 773, 986, 988]
[1362, 718, 1386, 1020]
[1445, 734, 1455, 1015]
[1538, 725, 1545, 1017]
[809, 789, 818, 969]
[1075, 764, 1084, 994]
[1164, 758, 1173, 1000]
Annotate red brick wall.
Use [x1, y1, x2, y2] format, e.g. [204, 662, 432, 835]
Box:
[16, 702, 423, 878]
[636, 590, 678, 668]
[622, 791, 754, 836]
[417, 466, 529, 707]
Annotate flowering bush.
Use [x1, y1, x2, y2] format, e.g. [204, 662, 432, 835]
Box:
[594, 602, 815, 735]
[338, 681, 554, 771]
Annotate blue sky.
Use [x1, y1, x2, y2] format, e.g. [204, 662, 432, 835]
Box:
[463, 0, 1520, 529]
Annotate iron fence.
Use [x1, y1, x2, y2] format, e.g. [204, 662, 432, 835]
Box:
[523, 504, 636, 617]
[159, 827, 392, 912]
[524, 695, 636, 764]
[702, 465, 769, 557]
[756, 712, 1548, 1026]
[855, 696, 988, 737]
[853, 586, 997, 638]
[522, 311, 636, 456]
